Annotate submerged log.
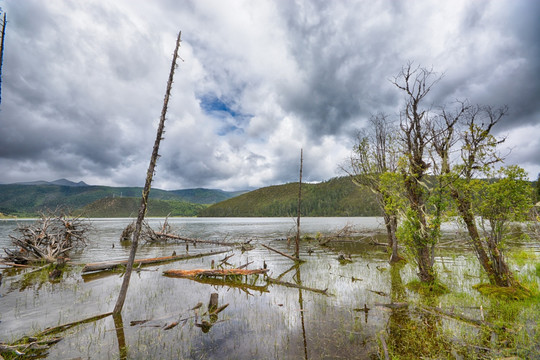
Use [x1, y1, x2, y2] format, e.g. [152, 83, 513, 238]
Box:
[82, 250, 227, 273]
[175, 275, 270, 294]
[266, 276, 330, 296]
[163, 268, 269, 278]
[417, 304, 499, 329]
[261, 244, 305, 263]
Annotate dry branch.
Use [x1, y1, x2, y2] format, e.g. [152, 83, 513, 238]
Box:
[261, 243, 305, 263]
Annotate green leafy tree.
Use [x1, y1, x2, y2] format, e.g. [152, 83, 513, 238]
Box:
[476, 166, 533, 286]
[346, 113, 404, 263]
[437, 102, 532, 288]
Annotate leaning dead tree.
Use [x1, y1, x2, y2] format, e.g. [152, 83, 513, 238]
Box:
[4, 212, 89, 264]
[113, 31, 182, 315]
[0, 11, 6, 106]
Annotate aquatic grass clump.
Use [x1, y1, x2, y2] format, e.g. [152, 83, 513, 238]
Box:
[536, 263, 540, 278]
[406, 279, 449, 296]
[473, 283, 533, 300]
[509, 249, 538, 267]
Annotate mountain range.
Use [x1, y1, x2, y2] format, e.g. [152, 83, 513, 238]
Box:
[0, 179, 245, 217]
[0, 177, 384, 218]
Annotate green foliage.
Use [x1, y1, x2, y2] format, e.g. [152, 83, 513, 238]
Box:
[479, 166, 533, 223]
[478, 166, 534, 245]
[379, 171, 406, 215]
[199, 177, 381, 217]
[78, 197, 207, 217]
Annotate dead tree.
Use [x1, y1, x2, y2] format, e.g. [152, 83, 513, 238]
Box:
[4, 212, 89, 264]
[295, 148, 303, 260]
[0, 11, 6, 106]
[113, 31, 182, 315]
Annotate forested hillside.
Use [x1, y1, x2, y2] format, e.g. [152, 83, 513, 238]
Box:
[79, 197, 207, 217]
[199, 177, 381, 217]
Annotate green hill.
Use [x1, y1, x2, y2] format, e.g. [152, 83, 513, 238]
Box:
[169, 188, 247, 204]
[199, 177, 381, 217]
[79, 197, 207, 218]
[0, 183, 241, 216]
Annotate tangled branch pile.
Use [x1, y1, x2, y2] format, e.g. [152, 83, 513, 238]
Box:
[120, 220, 162, 243]
[4, 213, 90, 264]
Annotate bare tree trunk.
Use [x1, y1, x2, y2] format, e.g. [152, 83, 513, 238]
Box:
[295, 148, 303, 260]
[0, 12, 7, 106]
[113, 31, 182, 315]
[385, 213, 400, 263]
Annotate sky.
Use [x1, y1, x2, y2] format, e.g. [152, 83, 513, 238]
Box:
[0, 0, 539, 191]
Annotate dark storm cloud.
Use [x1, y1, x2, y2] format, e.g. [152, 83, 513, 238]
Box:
[1, 0, 539, 189]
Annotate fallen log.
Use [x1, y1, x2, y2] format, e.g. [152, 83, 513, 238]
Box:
[154, 232, 238, 246]
[166, 273, 270, 294]
[163, 268, 269, 278]
[266, 277, 330, 296]
[416, 304, 499, 329]
[82, 250, 227, 273]
[261, 244, 305, 263]
[37, 312, 113, 337]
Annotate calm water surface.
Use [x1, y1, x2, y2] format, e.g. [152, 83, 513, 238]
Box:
[0, 217, 538, 359]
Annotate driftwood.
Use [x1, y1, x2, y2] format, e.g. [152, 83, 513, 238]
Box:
[261, 244, 305, 263]
[174, 275, 270, 294]
[154, 232, 239, 246]
[267, 277, 330, 295]
[163, 268, 269, 278]
[82, 250, 227, 273]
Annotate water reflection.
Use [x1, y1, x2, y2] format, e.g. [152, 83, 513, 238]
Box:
[294, 266, 309, 360]
[113, 313, 127, 360]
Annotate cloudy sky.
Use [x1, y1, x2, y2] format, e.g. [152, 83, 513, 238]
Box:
[1, 0, 539, 190]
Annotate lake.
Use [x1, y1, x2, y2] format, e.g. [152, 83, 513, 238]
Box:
[0, 217, 539, 359]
